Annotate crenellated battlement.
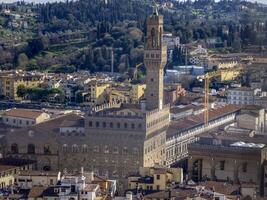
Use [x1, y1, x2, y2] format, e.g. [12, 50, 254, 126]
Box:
[145, 104, 170, 118]
[147, 15, 163, 24]
[88, 102, 121, 115]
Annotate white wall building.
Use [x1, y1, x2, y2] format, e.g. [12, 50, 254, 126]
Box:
[227, 87, 265, 105]
[166, 105, 241, 166]
[1, 108, 50, 127]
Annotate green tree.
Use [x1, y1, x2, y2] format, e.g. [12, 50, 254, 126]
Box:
[232, 38, 242, 52]
[17, 53, 29, 68]
[17, 85, 27, 99]
[75, 92, 84, 103]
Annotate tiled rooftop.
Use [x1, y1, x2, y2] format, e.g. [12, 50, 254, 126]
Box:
[2, 108, 46, 120]
[167, 104, 241, 138]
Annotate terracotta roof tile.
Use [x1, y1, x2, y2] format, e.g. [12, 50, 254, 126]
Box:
[199, 181, 240, 196]
[28, 186, 48, 198]
[2, 109, 46, 120]
[167, 104, 241, 138]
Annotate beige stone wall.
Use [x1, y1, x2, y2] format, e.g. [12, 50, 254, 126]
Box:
[0, 174, 16, 187]
[146, 106, 170, 136]
[237, 114, 258, 131]
[144, 131, 166, 167]
[144, 14, 167, 111]
[36, 113, 51, 124]
[16, 174, 58, 189]
[2, 116, 36, 127]
[188, 148, 262, 186]
[1, 113, 49, 127]
[237, 108, 266, 133]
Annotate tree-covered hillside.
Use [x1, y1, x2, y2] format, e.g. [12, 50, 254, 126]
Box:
[0, 0, 266, 72]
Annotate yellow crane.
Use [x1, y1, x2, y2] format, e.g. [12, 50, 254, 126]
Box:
[199, 70, 222, 128]
[198, 66, 243, 128]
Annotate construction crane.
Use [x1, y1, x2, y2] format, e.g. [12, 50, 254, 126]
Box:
[133, 63, 143, 80]
[198, 66, 243, 128]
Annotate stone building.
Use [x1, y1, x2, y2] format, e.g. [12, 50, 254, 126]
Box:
[4, 114, 73, 172]
[0, 71, 41, 100]
[83, 81, 110, 106]
[128, 166, 183, 191]
[79, 8, 169, 190]
[1, 108, 50, 127]
[3, 8, 170, 193]
[188, 132, 267, 197]
[84, 103, 169, 174]
[108, 83, 146, 104]
[236, 105, 265, 134]
[164, 83, 186, 106]
[0, 158, 36, 188]
[227, 87, 258, 105]
[166, 104, 241, 167]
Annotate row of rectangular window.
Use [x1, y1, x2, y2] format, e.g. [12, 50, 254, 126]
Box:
[145, 53, 160, 58]
[5, 118, 34, 125]
[88, 121, 142, 129]
[62, 145, 139, 155]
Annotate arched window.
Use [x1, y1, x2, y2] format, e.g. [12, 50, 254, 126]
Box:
[102, 122, 106, 128]
[62, 144, 68, 153]
[11, 143, 18, 154]
[72, 144, 78, 153]
[113, 147, 119, 154]
[44, 144, 51, 154]
[27, 144, 35, 154]
[117, 122, 120, 128]
[82, 144, 88, 153]
[122, 147, 128, 155]
[133, 147, 139, 155]
[93, 146, 99, 153]
[104, 145, 109, 154]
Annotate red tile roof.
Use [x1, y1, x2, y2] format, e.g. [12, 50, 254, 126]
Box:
[2, 109, 45, 120]
[167, 104, 241, 137]
[28, 186, 48, 198]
